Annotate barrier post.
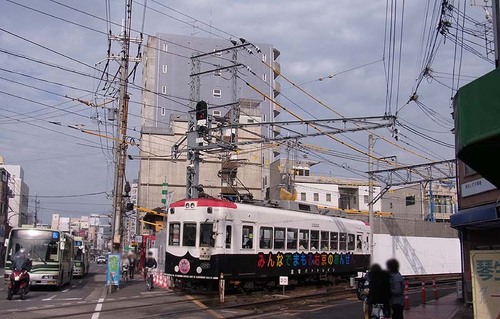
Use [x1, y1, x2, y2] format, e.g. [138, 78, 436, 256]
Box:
[432, 276, 439, 299]
[421, 280, 426, 304]
[219, 273, 225, 304]
[404, 280, 410, 310]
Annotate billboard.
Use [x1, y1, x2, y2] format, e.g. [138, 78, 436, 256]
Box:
[471, 250, 500, 319]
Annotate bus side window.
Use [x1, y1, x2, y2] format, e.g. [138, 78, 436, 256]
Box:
[226, 225, 232, 249]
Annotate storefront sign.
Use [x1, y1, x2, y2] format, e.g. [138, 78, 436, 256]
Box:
[461, 178, 496, 197]
[471, 250, 500, 319]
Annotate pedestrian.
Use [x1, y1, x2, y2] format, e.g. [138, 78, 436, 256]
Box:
[387, 258, 405, 319]
[128, 252, 136, 279]
[367, 263, 391, 318]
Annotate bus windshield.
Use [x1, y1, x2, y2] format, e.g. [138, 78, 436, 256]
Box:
[7, 229, 60, 263]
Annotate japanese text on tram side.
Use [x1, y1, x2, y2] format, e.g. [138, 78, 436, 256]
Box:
[257, 252, 351, 269]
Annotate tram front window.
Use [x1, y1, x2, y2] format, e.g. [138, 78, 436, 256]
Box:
[200, 223, 214, 247]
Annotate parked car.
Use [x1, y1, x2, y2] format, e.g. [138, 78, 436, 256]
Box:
[96, 256, 106, 264]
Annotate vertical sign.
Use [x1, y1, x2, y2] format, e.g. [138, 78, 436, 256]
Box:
[279, 276, 288, 295]
[106, 254, 121, 287]
[161, 183, 168, 205]
[471, 250, 500, 319]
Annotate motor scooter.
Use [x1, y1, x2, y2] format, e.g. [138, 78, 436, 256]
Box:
[7, 268, 30, 300]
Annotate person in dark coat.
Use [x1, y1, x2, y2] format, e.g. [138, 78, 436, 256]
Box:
[367, 263, 391, 317]
[387, 258, 405, 319]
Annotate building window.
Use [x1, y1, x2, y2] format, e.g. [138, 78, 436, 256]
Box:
[262, 73, 267, 82]
[326, 193, 332, 202]
[262, 53, 267, 62]
[161, 107, 166, 116]
[161, 85, 167, 94]
[162, 43, 168, 52]
[213, 89, 221, 98]
[390, 202, 393, 209]
[162, 64, 168, 73]
[406, 195, 416, 206]
[300, 192, 306, 201]
[313, 193, 319, 201]
[364, 195, 369, 203]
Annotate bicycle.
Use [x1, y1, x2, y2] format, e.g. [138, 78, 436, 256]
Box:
[145, 267, 155, 291]
[122, 265, 129, 283]
[370, 303, 385, 319]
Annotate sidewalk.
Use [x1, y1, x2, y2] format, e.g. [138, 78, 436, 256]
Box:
[405, 293, 473, 319]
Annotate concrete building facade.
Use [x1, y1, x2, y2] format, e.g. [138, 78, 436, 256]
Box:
[139, 34, 281, 208]
[0, 160, 29, 227]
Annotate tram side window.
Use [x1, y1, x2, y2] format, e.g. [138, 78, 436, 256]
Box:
[330, 232, 339, 251]
[310, 230, 319, 250]
[320, 231, 329, 251]
[259, 227, 273, 249]
[339, 232, 347, 251]
[226, 225, 232, 249]
[356, 234, 363, 251]
[274, 228, 285, 249]
[348, 234, 356, 251]
[242, 226, 254, 249]
[168, 223, 180, 246]
[200, 223, 214, 247]
[299, 229, 309, 250]
[183, 223, 196, 247]
[286, 228, 298, 250]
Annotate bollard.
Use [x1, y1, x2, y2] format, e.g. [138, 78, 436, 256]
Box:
[421, 280, 426, 305]
[432, 276, 439, 299]
[404, 280, 410, 310]
[219, 273, 225, 304]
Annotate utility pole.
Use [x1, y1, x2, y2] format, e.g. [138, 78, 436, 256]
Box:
[110, 0, 140, 253]
[34, 194, 39, 228]
[368, 134, 375, 258]
[493, 0, 500, 68]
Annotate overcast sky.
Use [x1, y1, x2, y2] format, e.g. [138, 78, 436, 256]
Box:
[0, 0, 494, 223]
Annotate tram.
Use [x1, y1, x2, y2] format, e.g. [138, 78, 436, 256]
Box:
[73, 236, 90, 277]
[4, 228, 74, 288]
[165, 198, 370, 289]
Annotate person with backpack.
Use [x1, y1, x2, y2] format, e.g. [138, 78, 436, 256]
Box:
[387, 259, 405, 319]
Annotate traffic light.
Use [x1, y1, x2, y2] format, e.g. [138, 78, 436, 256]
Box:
[196, 100, 208, 121]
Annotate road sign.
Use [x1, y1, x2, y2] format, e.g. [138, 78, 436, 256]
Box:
[279, 276, 288, 286]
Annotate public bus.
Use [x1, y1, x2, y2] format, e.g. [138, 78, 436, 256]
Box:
[73, 236, 90, 277]
[4, 228, 74, 289]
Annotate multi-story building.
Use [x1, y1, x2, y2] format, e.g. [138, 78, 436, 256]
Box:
[0, 167, 10, 264]
[269, 159, 382, 212]
[381, 182, 457, 221]
[0, 157, 29, 227]
[139, 34, 281, 208]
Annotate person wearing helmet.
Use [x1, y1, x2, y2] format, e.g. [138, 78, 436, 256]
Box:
[12, 248, 32, 271]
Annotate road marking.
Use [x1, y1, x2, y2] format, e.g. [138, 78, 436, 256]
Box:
[72, 285, 76, 288]
[42, 295, 56, 301]
[58, 298, 83, 301]
[90, 285, 108, 319]
[62, 289, 70, 293]
[78, 280, 83, 283]
[185, 295, 224, 319]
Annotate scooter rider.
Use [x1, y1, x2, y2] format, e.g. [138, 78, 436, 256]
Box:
[12, 248, 32, 271]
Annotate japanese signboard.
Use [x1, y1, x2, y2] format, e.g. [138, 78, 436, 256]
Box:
[471, 250, 500, 319]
